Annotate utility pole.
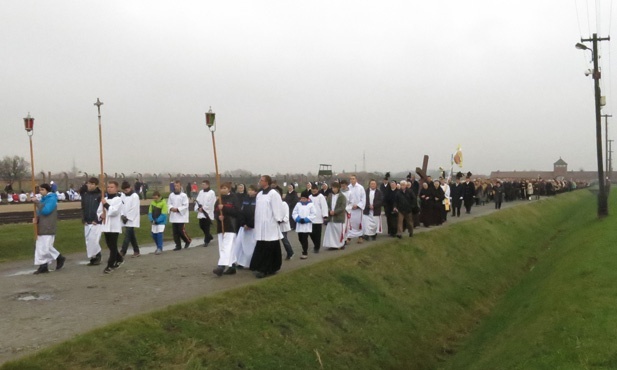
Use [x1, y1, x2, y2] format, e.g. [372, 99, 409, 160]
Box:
[602, 114, 612, 177]
[578, 33, 611, 217]
[609, 139, 614, 180]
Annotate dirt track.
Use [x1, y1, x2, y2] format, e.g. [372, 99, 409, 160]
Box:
[0, 200, 530, 365]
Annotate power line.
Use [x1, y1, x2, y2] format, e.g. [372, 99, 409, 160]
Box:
[586, 0, 592, 36]
[610, 0, 614, 35]
[608, 0, 614, 114]
[574, 0, 584, 38]
[596, 0, 601, 37]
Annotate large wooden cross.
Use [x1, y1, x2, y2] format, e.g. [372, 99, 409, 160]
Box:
[415, 155, 429, 184]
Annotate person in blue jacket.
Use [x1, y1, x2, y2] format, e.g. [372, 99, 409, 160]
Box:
[148, 191, 168, 255]
[33, 183, 66, 274]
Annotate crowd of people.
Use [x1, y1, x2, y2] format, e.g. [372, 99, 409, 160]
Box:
[1, 181, 81, 204]
[23, 172, 589, 278]
[0, 178, 151, 205]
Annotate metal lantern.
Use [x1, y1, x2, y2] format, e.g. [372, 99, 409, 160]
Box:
[23, 113, 34, 133]
[205, 107, 216, 130]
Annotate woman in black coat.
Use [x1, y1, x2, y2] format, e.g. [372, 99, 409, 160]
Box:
[418, 182, 433, 227]
[432, 181, 445, 226]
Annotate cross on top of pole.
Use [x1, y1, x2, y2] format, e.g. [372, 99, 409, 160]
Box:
[94, 98, 103, 116]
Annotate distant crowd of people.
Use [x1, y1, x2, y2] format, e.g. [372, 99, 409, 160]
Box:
[1, 181, 81, 204]
[22, 173, 589, 277]
[0, 178, 151, 205]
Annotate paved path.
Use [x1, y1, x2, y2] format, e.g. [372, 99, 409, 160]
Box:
[0, 199, 538, 365]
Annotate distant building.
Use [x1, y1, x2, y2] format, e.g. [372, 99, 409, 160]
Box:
[490, 158, 605, 183]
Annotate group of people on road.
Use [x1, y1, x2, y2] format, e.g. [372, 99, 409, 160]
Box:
[29, 172, 589, 278]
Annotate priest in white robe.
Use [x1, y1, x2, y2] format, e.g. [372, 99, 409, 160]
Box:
[347, 175, 366, 243]
[250, 175, 285, 278]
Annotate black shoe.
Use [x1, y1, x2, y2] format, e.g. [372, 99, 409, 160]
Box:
[313, 249, 320, 254]
[173, 246, 182, 251]
[286, 253, 294, 260]
[33, 264, 49, 274]
[255, 272, 267, 279]
[103, 267, 113, 274]
[223, 266, 236, 275]
[55, 254, 66, 270]
[91, 252, 102, 265]
[184, 242, 191, 249]
[213, 266, 224, 277]
[113, 260, 124, 269]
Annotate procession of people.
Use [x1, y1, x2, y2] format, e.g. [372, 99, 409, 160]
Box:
[21, 171, 589, 278]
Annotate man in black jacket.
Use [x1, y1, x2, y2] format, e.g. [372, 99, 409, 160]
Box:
[393, 180, 417, 238]
[450, 176, 464, 217]
[462, 173, 475, 214]
[81, 177, 102, 265]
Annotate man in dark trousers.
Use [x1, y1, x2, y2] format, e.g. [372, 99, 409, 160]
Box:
[462, 172, 476, 214]
[450, 172, 464, 217]
[393, 180, 417, 239]
[81, 177, 102, 265]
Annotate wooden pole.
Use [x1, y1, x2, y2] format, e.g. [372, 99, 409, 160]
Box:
[580, 34, 610, 216]
[95, 98, 105, 193]
[210, 130, 224, 234]
[28, 134, 37, 238]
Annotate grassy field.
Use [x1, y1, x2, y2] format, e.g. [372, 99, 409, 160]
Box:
[0, 214, 210, 262]
[3, 190, 615, 369]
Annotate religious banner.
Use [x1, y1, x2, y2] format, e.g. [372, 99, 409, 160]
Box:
[453, 145, 463, 168]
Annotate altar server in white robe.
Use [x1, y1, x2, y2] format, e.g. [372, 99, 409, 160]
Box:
[323, 182, 347, 250]
[97, 181, 124, 274]
[168, 180, 191, 251]
[195, 180, 216, 246]
[347, 175, 366, 242]
[308, 184, 329, 253]
[292, 191, 316, 258]
[120, 181, 141, 257]
[278, 188, 295, 260]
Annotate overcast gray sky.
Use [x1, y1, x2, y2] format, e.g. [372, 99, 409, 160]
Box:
[1, 1, 615, 177]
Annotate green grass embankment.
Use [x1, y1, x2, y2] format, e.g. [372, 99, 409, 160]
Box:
[3, 190, 603, 369]
[441, 190, 617, 369]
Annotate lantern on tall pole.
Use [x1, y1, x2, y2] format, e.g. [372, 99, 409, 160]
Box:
[24, 113, 37, 237]
[94, 98, 105, 192]
[205, 107, 224, 232]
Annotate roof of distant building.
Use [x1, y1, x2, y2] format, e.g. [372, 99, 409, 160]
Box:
[554, 157, 567, 166]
